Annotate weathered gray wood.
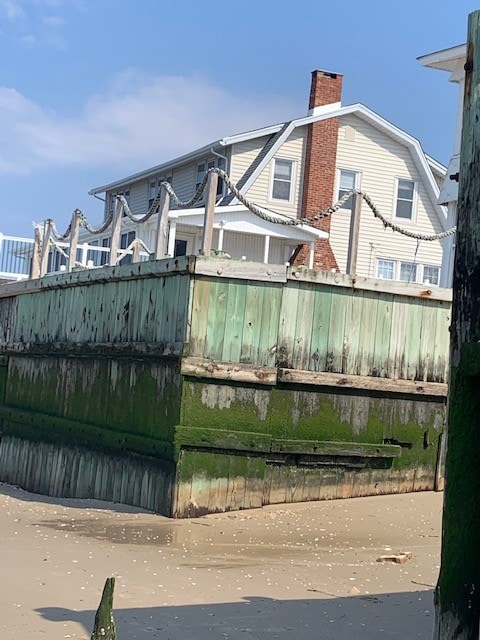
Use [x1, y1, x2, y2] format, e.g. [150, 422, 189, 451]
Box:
[109, 197, 123, 267]
[30, 226, 42, 279]
[200, 171, 219, 256]
[155, 189, 170, 259]
[288, 266, 452, 302]
[0, 255, 192, 299]
[91, 578, 116, 640]
[346, 193, 361, 275]
[39, 219, 52, 278]
[194, 256, 287, 283]
[434, 10, 480, 640]
[181, 356, 277, 384]
[68, 210, 80, 273]
[278, 367, 448, 397]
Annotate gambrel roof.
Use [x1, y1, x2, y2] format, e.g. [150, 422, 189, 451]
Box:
[89, 103, 447, 229]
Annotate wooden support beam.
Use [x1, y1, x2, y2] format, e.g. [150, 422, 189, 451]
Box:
[67, 210, 80, 273]
[155, 188, 170, 259]
[109, 198, 123, 267]
[200, 171, 219, 256]
[434, 10, 480, 639]
[30, 225, 42, 279]
[346, 193, 361, 275]
[39, 219, 52, 277]
[278, 368, 448, 398]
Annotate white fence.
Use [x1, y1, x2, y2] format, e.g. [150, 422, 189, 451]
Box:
[0, 232, 149, 282]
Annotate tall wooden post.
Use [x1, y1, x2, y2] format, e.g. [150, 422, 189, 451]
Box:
[200, 171, 218, 256]
[30, 225, 42, 279]
[155, 188, 170, 259]
[346, 193, 361, 275]
[109, 198, 123, 267]
[434, 10, 480, 639]
[39, 219, 52, 277]
[68, 210, 81, 273]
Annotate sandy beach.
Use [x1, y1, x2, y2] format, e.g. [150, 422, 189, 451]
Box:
[0, 483, 442, 639]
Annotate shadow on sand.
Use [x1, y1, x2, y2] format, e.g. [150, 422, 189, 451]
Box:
[37, 589, 434, 639]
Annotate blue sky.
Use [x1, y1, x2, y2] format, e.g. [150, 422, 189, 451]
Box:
[0, 0, 476, 238]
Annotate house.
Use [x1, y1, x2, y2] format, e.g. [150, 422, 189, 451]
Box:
[418, 44, 466, 288]
[86, 70, 448, 285]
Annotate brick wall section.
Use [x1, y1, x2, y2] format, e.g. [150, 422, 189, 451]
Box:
[293, 70, 343, 271]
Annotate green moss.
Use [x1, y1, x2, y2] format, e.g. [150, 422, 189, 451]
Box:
[5, 355, 182, 442]
[0, 404, 174, 461]
[174, 425, 272, 460]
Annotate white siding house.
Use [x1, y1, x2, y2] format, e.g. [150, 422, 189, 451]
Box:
[85, 71, 447, 282]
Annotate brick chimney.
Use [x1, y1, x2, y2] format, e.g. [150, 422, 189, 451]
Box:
[293, 70, 343, 271]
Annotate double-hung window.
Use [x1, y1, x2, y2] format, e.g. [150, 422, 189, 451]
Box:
[271, 159, 294, 202]
[395, 179, 416, 220]
[338, 170, 358, 213]
[399, 261, 417, 283]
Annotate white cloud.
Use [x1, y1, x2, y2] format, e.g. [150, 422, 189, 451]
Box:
[0, 0, 24, 21]
[0, 71, 301, 176]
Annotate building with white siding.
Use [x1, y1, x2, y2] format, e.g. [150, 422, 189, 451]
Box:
[86, 71, 448, 284]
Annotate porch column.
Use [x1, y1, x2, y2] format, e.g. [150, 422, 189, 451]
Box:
[167, 221, 177, 257]
[309, 242, 315, 269]
[218, 221, 225, 252]
[263, 234, 270, 264]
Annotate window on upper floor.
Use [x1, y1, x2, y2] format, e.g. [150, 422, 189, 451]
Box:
[196, 157, 226, 200]
[108, 189, 130, 218]
[148, 176, 172, 210]
[271, 158, 294, 202]
[337, 169, 359, 213]
[395, 179, 416, 220]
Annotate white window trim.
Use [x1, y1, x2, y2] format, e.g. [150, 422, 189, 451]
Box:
[335, 168, 361, 210]
[269, 158, 296, 204]
[375, 257, 441, 286]
[393, 177, 418, 223]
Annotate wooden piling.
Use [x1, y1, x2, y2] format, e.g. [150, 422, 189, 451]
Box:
[433, 10, 480, 639]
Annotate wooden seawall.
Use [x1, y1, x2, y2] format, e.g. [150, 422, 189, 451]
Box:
[0, 256, 451, 516]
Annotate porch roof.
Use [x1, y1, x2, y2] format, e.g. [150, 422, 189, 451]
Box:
[169, 204, 328, 242]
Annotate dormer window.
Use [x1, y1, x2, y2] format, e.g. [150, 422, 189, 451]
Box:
[271, 159, 294, 202]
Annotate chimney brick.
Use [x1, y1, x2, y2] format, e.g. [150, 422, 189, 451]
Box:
[293, 70, 343, 271]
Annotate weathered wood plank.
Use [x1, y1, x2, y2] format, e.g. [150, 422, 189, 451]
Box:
[277, 367, 447, 396]
[194, 257, 287, 283]
[287, 266, 452, 302]
[181, 357, 276, 385]
[221, 281, 247, 363]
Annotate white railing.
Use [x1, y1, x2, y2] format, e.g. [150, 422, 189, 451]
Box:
[0, 232, 149, 282]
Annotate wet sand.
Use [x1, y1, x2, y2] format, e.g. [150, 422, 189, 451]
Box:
[0, 483, 442, 639]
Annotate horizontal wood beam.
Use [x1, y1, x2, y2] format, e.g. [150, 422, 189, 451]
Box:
[193, 256, 287, 283]
[0, 341, 185, 358]
[181, 358, 447, 396]
[0, 256, 193, 299]
[278, 368, 448, 397]
[181, 357, 277, 385]
[288, 266, 452, 302]
[270, 438, 402, 458]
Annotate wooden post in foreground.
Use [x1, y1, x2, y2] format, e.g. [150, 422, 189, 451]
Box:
[109, 198, 123, 267]
[346, 192, 361, 275]
[155, 188, 170, 259]
[30, 225, 42, 279]
[39, 219, 52, 277]
[433, 10, 480, 639]
[68, 210, 80, 273]
[200, 171, 218, 256]
[91, 577, 116, 640]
